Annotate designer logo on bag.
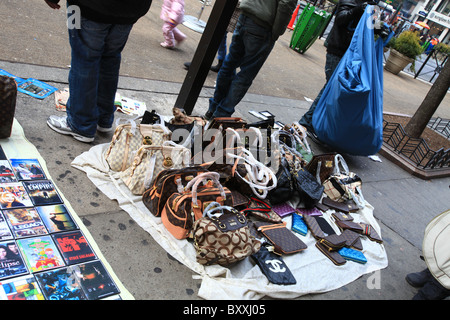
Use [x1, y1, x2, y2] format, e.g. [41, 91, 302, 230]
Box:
[265, 259, 286, 273]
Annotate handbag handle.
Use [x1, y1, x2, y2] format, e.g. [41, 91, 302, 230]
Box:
[203, 201, 237, 218]
[184, 172, 227, 207]
[333, 154, 349, 175]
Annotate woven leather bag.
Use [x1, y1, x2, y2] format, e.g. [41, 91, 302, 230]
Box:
[105, 121, 171, 172]
[0, 76, 17, 139]
[193, 202, 261, 266]
[161, 172, 233, 240]
[120, 141, 191, 195]
[142, 166, 210, 217]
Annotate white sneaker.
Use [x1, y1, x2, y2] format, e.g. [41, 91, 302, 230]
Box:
[97, 125, 113, 133]
[47, 115, 94, 143]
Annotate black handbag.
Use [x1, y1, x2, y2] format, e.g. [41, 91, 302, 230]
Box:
[267, 157, 295, 205]
[293, 168, 325, 208]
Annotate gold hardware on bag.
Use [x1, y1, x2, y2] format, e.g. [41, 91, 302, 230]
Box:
[325, 160, 333, 168]
[143, 136, 152, 145]
[163, 157, 173, 168]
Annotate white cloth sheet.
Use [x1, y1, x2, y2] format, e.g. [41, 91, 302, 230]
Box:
[72, 143, 388, 300]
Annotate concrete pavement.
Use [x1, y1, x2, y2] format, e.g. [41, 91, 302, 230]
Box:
[0, 0, 449, 302]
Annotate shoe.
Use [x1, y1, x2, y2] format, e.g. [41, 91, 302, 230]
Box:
[412, 277, 450, 300]
[160, 42, 174, 49]
[184, 62, 191, 70]
[406, 269, 432, 288]
[210, 60, 223, 72]
[204, 110, 213, 121]
[47, 115, 94, 143]
[97, 124, 113, 133]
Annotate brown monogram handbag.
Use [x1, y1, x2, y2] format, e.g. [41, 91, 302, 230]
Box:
[0, 76, 17, 139]
[193, 202, 261, 266]
[161, 172, 233, 240]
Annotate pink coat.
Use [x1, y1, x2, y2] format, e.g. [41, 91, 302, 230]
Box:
[160, 0, 185, 24]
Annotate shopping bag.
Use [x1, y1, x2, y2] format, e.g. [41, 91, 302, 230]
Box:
[312, 6, 385, 156]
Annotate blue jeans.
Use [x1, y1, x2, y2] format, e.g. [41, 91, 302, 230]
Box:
[209, 15, 275, 117]
[217, 34, 227, 61]
[67, 15, 133, 137]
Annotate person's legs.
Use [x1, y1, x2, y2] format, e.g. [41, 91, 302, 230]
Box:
[161, 21, 175, 47]
[211, 16, 274, 118]
[96, 23, 133, 130]
[172, 26, 187, 44]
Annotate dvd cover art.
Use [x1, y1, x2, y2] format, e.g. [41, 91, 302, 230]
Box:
[0, 213, 13, 241]
[0, 160, 17, 183]
[3, 207, 48, 239]
[17, 236, 64, 273]
[23, 180, 63, 206]
[74, 260, 120, 300]
[36, 204, 77, 233]
[35, 266, 87, 300]
[0, 274, 45, 300]
[0, 241, 28, 280]
[0, 182, 33, 210]
[53, 230, 96, 265]
[9, 159, 46, 181]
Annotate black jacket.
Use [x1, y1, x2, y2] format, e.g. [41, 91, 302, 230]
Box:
[326, 0, 365, 57]
[49, 0, 152, 24]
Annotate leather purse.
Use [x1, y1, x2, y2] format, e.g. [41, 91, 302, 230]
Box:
[105, 121, 171, 172]
[305, 152, 337, 184]
[142, 166, 210, 217]
[271, 202, 296, 218]
[120, 141, 191, 195]
[161, 172, 233, 240]
[0, 75, 17, 139]
[193, 202, 261, 266]
[315, 242, 346, 266]
[338, 247, 367, 264]
[293, 168, 325, 209]
[254, 221, 307, 255]
[322, 197, 358, 213]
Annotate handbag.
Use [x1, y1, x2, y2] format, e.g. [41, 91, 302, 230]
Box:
[142, 166, 210, 217]
[0, 75, 17, 139]
[322, 154, 365, 208]
[120, 141, 191, 195]
[293, 168, 325, 209]
[251, 246, 296, 285]
[254, 221, 307, 255]
[305, 152, 337, 184]
[161, 172, 233, 240]
[193, 202, 261, 266]
[105, 120, 171, 172]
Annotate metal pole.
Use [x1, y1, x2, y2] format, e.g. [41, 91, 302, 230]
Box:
[175, 0, 238, 114]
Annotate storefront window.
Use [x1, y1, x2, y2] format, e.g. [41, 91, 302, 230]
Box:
[436, 0, 450, 15]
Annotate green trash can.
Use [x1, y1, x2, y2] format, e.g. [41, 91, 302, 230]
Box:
[290, 4, 332, 54]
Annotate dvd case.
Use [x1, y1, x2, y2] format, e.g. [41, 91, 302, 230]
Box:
[0, 274, 45, 300]
[35, 266, 87, 300]
[0, 182, 34, 209]
[0, 212, 13, 241]
[17, 235, 65, 272]
[9, 159, 46, 181]
[53, 230, 96, 265]
[22, 180, 63, 206]
[74, 260, 120, 300]
[36, 204, 77, 233]
[3, 207, 48, 238]
[0, 240, 28, 280]
[0, 160, 17, 183]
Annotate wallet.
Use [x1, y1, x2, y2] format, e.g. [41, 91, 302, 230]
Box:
[332, 211, 354, 222]
[272, 202, 296, 218]
[322, 197, 357, 213]
[251, 246, 297, 285]
[255, 221, 307, 255]
[338, 247, 367, 264]
[339, 229, 363, 250]
[241, 197, 282, 224]
[315, 242, 346, 266]
[318, 234, 346, 252]
[291, 213, 308, 236]
[296, 207, 322, 217]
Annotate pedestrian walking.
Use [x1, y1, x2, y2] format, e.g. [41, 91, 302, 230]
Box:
[205, 0, 297, 120]
[44, 0, 152, 143]
[298, 0, 366, 136]
[160, 0, 187, 49]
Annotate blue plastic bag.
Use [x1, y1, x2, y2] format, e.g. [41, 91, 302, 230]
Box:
[312, 6, 386, 156]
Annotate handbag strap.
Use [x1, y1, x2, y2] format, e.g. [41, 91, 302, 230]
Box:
[333, 154, 349, 175]
[203, 201, 237, 218]
[184, 172, 227, 207]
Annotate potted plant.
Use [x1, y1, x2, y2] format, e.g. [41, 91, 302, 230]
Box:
[384, 31, 423, 75]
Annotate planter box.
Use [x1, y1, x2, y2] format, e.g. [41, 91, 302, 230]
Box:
[384, 49, 413, 75]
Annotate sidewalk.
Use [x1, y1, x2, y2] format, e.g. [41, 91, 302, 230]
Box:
[1, 58, 449, 300]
